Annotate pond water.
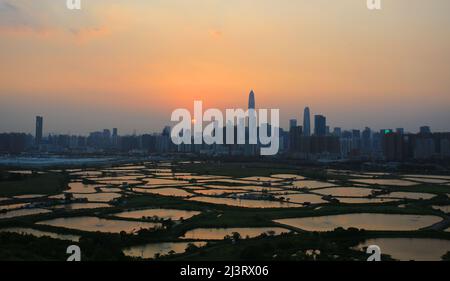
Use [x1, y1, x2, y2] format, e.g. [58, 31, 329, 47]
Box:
[37, 216, 161, 233]
[277, 193, 327, 204]
[123, 241, 207, 259]
[0, 208, 51, 219]
[13, 194, 46, 199]
[271, 174, 305, 180]
[403, 174, 450, 180]
[133, 187, 193, 197]
[274, 213, 442, 231]
[71, 192, 121, 202]
[99, 187, 122, 193]
[379, 192, 436, 200]
[96, 179, 143, 185]
[240, 176, 282, 182]
[291, 180, 336, 189]
[66, 182, 98, 193]
[193, 189, 246, 196]
[113, 208, 201, 220]
[52, 203, 112, 210]
[182, 186, 206, 190]
[314, 187, 377, 197]
[205, 185, 282, 192]
[202, 179, 256, 185]
[174, 175, 227, 180]
[0, 203, 29, 211]
[143, 178, 188, 186]
[70, 171, 103, 177]
[351, 179, 417, 186]
[432, 205, 450, 213]
[403, 177, 448, 184]
[0, 227, 80, 242]
[355, 238, 450, 261]
[181, 227, 289, 240]
[187, 196, 300, 208]
[334, 197, 398, 204]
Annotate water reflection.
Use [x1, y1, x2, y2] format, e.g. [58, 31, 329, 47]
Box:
[0, 208, 51, 219]
[182, 227, 289, 240]
[38, 216, 161, 233]
[274, 213, 442, 231]
[0, 227, 80, 242]
[355, 238, 450, 261]
[113, 208, 200, 220]
[123, 241, 207, 259]
[187, 196, 300, 208]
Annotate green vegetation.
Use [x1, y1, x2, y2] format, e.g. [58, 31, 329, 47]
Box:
[0, 172, 68, 197]
[1, 160, 450, 261]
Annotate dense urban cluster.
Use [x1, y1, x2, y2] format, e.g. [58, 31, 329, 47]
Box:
[1, 92, 450, 161]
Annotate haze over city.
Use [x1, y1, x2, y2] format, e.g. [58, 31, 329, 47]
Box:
[1, 0, 450, 134]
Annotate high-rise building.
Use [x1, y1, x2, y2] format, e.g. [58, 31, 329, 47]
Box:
[314, 115, 326, 136]
[35, 116, 43, 145]
[289, 119, 297, 130]
[420, 126, 431, 134]
[333, 127, 342, 137]
[303, 107, 311, 136]
[248, 90, 255, 109]
[112, 128, 119, 148]
[362, 127, 372, 154]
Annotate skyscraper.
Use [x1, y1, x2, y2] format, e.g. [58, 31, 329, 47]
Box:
[314, 115, 326, 136]
[112, 128, 118, 147]
[420, 126, 431, 134]
[289, 119, 297, 130]
[303, 107, 311, 136]
[35, 116, 43, 145]
[248, 90, 255, 109]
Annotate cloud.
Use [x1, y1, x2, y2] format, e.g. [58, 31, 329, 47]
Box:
[0, 0, 110, 42]
[0, 0, 57, 36]
[68, 26, 110, 43]
[209, 29, 223, 39]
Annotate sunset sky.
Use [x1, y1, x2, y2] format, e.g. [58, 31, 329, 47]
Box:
[1, 0, 449, 135]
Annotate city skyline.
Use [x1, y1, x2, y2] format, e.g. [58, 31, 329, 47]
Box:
[1, 0, 450, 134]
[2, 97, 443, 137]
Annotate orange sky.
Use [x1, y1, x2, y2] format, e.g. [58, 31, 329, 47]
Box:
[1, 0, 450, 134]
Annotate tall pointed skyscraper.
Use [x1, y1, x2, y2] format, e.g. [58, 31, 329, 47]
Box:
[248, 90, 255, 109]
[303, 107, 311, 136]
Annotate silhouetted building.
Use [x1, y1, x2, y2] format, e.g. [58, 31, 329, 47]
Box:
[248, 90, 255, 109]
[362, 127, 372, 155]
[35, 116, 43, 145]
[314, 115, 326, 136]
[303, 107, 311, 136]
[289, 119, 297, 130]
[382, 132, 408, 161]
[420, 126, 431, 134]
[289, 126, 303, 151]
[333, 127, 342, 137]
[0, 133, 28, 154]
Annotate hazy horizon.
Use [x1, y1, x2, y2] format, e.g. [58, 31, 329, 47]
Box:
[1, 0, 450, 135]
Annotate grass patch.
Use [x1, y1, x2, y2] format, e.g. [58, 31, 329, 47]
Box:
[0, 173, 68, 197]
